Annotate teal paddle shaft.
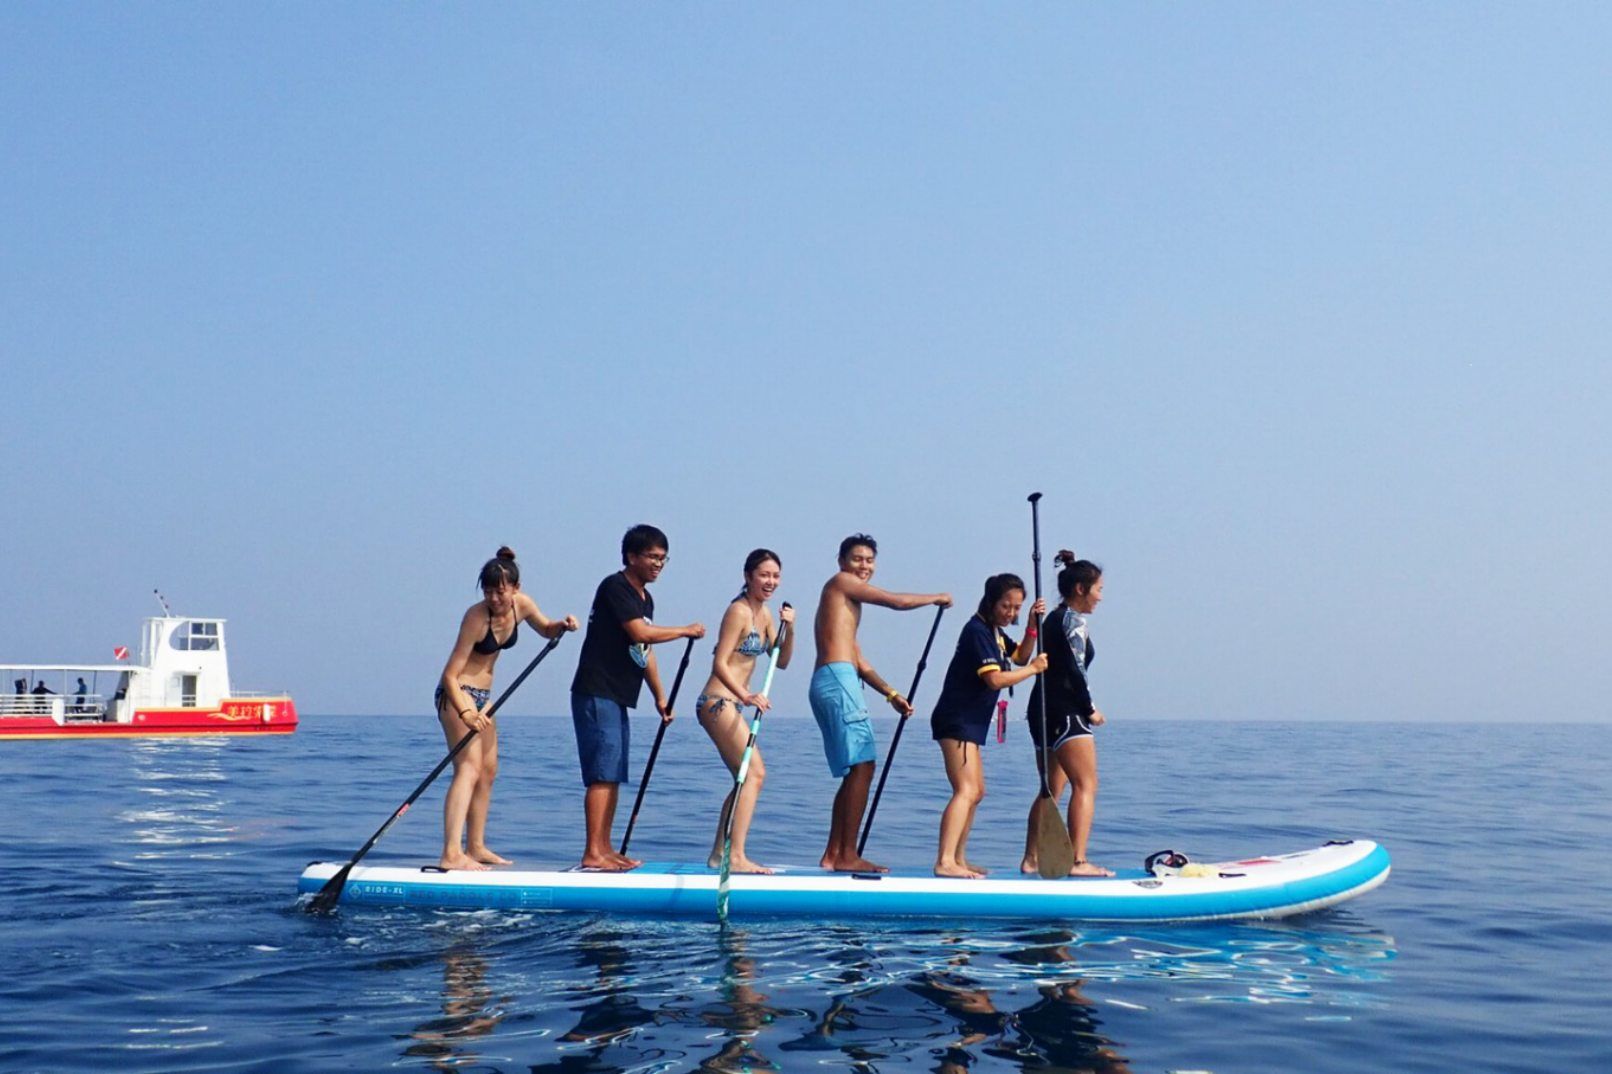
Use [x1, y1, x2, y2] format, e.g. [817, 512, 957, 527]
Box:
[307, 635, 563, 914]
[717, 606, 790, 922]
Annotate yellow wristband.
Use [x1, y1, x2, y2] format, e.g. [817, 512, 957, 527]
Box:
[885, 688, 899, 701]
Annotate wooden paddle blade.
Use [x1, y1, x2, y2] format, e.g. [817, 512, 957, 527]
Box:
[1034, 796, 1074, 879]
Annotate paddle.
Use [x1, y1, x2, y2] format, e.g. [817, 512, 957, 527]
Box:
[619, 636, 696, 855]
[306, 634, 563, 914]
[855, 604, 946, 857]
[716, 607, 790, 922]
[1029, 492, 1075, 879]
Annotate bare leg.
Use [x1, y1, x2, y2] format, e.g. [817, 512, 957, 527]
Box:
[821, 762, 884, 872]
[1057, 737, 1110, 876]
[936, 739, 985, 878]
[1022, 751, 1069, 874]
[437, 709, 490, 871]
[464, 721, 511, 865]
[582, 782, 636, 870]
[703, 699, 772, 873]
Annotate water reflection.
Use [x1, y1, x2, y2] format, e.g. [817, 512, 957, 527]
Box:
[395, 915, 1393, 1072]
[404, 943, 507, 1071]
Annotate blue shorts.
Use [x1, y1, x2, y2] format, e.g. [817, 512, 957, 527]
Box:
[808, 663, 876, 778]
[570, 693, 630, 786]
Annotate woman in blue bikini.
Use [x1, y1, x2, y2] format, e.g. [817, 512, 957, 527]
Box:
[437, 547, 578, 872]
[694, 548, 795, 874]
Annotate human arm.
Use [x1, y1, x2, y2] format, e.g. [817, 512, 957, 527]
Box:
[622, 618, 706, 645]
[983, 653, 1048, 691]
[517, 593, 579, 640]
[1009, 598, 1047, 665]
[439, 611, 492, 732]
[644, 645, 672, 721]
[833, 575, 951, 612]
[855, 642, 913, 717]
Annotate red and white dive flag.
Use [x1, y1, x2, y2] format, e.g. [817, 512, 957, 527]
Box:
[113, 646, 129, 661]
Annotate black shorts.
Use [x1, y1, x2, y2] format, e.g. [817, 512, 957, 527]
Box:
[1026, 708, 1091, 750]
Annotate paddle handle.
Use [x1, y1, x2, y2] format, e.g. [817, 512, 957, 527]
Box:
[619, 636, 695, 854]
[856, 603, 946, 856]
[1029, 491, 1054, 799]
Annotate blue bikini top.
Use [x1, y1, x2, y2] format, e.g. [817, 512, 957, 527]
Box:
[736, 628, 768, 657]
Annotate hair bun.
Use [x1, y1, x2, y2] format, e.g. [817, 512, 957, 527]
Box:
[496, 546, 517, 561]
[1055, 549, 1076, 567]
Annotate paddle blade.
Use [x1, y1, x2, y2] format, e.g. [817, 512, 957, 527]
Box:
[1033, 796, 1074, 879]
[306, 864, 353, 914]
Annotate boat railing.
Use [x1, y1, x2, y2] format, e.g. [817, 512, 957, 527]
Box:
[229, 690, 288, 699]
[0, 694, 109, 721]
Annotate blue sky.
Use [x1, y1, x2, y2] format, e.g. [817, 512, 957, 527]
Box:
[4, 5, 1608, 721]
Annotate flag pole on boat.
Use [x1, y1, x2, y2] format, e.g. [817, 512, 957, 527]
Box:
[619, 636, 696, 855]
[1029, 492, 1075, 878]
[306, 634, 564, 914]
[856, 603, 946, 857]
[716, 605, 790, 923]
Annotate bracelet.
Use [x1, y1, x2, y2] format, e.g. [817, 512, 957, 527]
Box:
[1026, 628, 1038, 637]
[885, 687, 899, 701]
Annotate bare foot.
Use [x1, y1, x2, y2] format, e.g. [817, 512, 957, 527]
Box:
[610, 852, 642, 870]
[439, 853, 490, 872]
[727, 857, 773, 875]
[1069, 860, 1115, 878]
[826, 855, 888, 873]
[1020, 857, 1038, 875]
[961, 861, 990, 876]
[579, 854, 634, 872]
[934, 862, 985, 879]
[467, 846, 512, 866]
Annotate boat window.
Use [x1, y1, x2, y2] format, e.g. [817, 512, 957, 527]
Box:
[172, 621, 221, 651]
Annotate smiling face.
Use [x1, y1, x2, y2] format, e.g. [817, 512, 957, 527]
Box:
[1072, 576, 1104, 615]
[629, 547, 668, 585]
[483, 579, 519, 616]
[990, 587, 1026, 628]
[745, 557, 781, 601]
[839, 543, 876, 583]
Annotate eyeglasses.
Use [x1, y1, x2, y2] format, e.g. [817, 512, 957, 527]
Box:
[637, 552, 669, 566]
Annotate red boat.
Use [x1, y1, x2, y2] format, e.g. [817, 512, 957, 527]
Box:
[2, 614, 297, 739]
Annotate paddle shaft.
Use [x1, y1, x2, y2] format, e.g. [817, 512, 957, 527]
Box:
[856, 603, 946, 857]
[717, 611, 790, 920]
[619, 636, 696, 854]
[307, 634, 562, 913]
[1029, 491, 1075, 878]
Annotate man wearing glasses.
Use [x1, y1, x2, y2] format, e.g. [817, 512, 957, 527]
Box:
[570, 523, 706, 870]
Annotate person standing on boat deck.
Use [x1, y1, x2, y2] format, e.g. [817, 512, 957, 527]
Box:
[695, 548, 795, 875]
[811, 533, 951, 873]
[929, 574, 1048, 879]
[437, 547, 579, 872]
[570, 524, 706, 871]
[1022, 551, 1112, 877]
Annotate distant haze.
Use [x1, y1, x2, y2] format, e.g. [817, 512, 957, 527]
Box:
[4, 6, 1607, 722]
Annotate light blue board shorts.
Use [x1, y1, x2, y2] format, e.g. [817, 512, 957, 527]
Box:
[808, 662, 876, 777]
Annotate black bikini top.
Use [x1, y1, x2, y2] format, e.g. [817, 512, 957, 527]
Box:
[471, 604, 518, 655]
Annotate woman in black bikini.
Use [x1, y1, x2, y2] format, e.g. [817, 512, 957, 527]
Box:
[694, 549, 794, 874]
[437, 547, 578, 871]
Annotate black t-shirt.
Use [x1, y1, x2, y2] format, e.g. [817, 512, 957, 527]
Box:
[570, 572, 655, 708]
[930, 614, 1014, 734]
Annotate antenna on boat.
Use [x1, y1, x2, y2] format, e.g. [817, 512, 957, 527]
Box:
[153, 589, 172, 617]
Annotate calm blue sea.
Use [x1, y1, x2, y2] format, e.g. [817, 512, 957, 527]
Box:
[2, 714, 1608, 1073]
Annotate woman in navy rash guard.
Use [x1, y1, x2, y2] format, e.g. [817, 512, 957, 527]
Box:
[928, 573, 1047, 878]
[1021, 551, 1111, 877]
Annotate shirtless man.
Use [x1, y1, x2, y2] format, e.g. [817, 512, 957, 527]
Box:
[811, 533, 951, 872]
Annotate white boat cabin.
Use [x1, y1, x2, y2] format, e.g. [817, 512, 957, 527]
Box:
[2, 616, 235, 724]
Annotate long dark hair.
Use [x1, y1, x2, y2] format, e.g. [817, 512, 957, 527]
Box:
[1054, 549, 1101, 601]
[976, 573, 1026, 621]
[478, 546, 519, 589]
